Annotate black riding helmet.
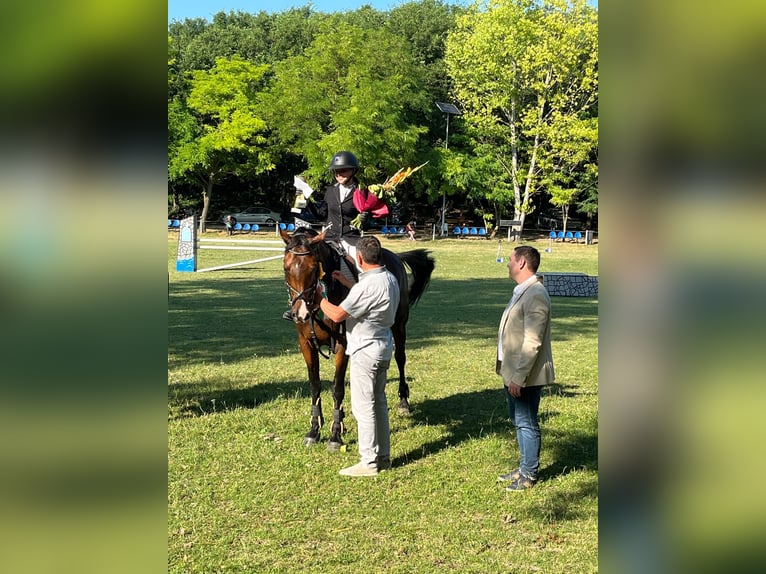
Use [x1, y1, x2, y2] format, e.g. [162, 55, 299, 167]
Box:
[328, 151, 359, 173]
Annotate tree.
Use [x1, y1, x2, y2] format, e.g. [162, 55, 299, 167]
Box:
[168, 56, 274, 232]
[168, 9, 324, 99]
[445, 0, 598, 237]
[541, 111, 598, 233]
[260, 21, 429, 190]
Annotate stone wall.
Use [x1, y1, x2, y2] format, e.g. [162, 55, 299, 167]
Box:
[539, 272, 598, 297]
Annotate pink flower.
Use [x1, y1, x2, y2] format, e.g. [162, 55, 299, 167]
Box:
[352, 187, 389, 218]
[351, 163, 428, 226]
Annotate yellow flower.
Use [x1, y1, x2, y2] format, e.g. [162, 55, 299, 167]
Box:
[366, 162, 428, 204]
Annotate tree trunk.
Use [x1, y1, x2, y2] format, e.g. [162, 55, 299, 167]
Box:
[199, 176, 215, 234]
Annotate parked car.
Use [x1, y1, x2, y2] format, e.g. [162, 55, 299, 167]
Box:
[533, 208, 583, 230]
[226, 205, 282, 225]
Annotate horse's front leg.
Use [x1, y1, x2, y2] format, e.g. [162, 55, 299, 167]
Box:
[300, 335, 323, 446]
[327, 339, 348, 451]
[392, 322, 410, 414]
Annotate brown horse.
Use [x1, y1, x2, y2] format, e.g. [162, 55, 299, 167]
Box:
[280, 227, 434, 449]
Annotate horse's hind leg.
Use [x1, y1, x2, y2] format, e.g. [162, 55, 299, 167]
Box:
[392, 321, 411, 414]
[327, 351, 348, 451]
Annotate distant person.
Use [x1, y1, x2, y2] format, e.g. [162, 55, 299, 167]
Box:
[496, 245, 555, 491]
[406, 220, 416, 241]
[225, 215, 236, 236]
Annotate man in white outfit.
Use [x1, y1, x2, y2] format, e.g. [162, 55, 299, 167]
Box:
[317, 236, 400, 476]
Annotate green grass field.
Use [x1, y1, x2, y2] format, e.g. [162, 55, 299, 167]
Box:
[168, 230, 598, 573]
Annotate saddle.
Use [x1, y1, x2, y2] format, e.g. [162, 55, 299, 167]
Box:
[325, 240, 359, 287]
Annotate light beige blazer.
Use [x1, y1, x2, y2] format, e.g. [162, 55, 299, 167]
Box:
[497, 277, 555, 388]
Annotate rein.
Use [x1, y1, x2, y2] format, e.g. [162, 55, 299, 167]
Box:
[284, 243, 335, 359]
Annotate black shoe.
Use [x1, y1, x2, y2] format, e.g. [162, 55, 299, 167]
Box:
[282, 310, 294, 321]
[505, 473, 537, 492]
[498, 468, 521, 482]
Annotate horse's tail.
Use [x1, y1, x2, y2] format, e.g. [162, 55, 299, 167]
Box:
[399, 249, 435, 306]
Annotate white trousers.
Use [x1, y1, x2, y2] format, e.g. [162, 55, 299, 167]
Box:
[339, 238, 361, 271]
[349, 350, 391, 467]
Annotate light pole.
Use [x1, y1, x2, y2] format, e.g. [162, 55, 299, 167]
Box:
[435, 102, 461, 237]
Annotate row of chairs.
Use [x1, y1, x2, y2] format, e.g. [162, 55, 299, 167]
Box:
[230, 223, 262, 232]
[549, 230, 583, 242]
[231, 222, 298, 232]
[453, 226, 488, 238]
[166, 220, 279, 233]
[381, 226, 408, 235]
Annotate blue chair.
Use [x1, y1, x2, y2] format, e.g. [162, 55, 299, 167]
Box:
[234, 223, 242, 231]
[453, 226, 461, 237]
[470, 227, 478, 236]
[556, 231, 565, 241]
[478, 228, 487, 236]
[279, 222, 287, 231]
[242, 223, 251, 231]
[574, 231, 583, 242]
[549, 230, 557, 240]
[461, 226, 470, 237]
[172, 220, 180, 228]
[565, 231, 574, 241]
[287, 223, 295, 231]
[250, 224, 259, 232]
[168, 219, 172, 227]
[381, 226, 389, 235]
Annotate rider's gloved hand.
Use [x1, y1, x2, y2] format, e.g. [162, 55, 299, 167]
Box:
[359, 211, 370, 230]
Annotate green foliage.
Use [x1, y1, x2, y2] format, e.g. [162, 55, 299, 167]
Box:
[168, 56, 276, 230]
[262, 22, 429, 189]
[386, 0, 465, 65]
[539, 111, 598, 221]
[169, 56, 273, 183]
[167, 1, 598, 228]
[168, 9, 325, 101]
[445, 0, 598, 229]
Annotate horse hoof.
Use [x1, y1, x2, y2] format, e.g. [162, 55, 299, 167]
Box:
[327, 440, 343, 452]
[398, 399, 411, 415]
[304, 436, 319, 446]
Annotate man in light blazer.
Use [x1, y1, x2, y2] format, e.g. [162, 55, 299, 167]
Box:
[496, 245, 555, 491]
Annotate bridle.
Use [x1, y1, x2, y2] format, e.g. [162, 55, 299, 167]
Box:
[284, 242, 335, 358]
[284, 246, 321, 311]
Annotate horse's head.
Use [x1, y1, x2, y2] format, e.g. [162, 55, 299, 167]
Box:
[281, 227, 327, 323]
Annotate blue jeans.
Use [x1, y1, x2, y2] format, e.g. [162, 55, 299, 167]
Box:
[505, 385, 542, 480]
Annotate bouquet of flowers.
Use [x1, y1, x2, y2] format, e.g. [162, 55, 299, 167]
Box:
[350, 162, 428, 229]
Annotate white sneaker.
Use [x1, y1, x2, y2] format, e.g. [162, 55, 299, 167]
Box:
[339, 462, 379, 477]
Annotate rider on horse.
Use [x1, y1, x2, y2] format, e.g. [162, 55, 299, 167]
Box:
[282, 151, 389, 320]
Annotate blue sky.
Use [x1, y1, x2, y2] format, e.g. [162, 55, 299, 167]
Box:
[168, 1, 438, 23]
[168, 0, 596, 24]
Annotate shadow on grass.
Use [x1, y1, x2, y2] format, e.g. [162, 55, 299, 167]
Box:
[168, 378, 317, 419]
[544, 381, 590, 398]
[169, 260, 598, 480]
[169, 272, 597, 369]
[393, 386, 597, 494]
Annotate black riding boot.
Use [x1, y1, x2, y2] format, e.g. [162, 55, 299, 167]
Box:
[339, 256, 358, 285]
